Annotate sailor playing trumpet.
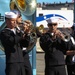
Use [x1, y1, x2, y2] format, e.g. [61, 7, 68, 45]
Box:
[39, 17, 75, 75]
[11, 10, 33, 75]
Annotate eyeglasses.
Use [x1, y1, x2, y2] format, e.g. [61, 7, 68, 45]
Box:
[48, 23, 57, 26]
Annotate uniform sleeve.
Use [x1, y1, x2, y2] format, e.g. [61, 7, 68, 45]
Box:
[39, 33, 54, 52]
[0, 30, 23, 47]
[20, 34, 30, 47]
[59, 37, 75, 54]
[0, 30, 15, 47]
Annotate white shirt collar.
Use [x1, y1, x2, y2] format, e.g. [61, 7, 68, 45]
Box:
[5, 28, 16, 34]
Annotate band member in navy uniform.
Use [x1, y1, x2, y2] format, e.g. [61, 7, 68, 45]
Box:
[66, 25, 75, 75]
[11, 10, 33, 75]
[39, 17, 75, 75]
[0, 11, 28, 75]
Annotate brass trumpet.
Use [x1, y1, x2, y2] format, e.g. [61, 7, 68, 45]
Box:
[61, 30, 71, 42]
[50, 29, 71, 42]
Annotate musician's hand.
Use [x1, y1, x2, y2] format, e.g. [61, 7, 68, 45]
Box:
[54, 30, 64, 39]
[23, 24, 31, 34]
[23, 21, 32, 34]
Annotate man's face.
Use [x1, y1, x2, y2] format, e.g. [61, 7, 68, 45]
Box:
[6, 18, 17, 29]
[17, 15, 22, 23]
[48, 23, 58, 32]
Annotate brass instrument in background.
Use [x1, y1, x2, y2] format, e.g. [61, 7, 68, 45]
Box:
[36, 24, 44, 34]
[10, 0, 36, 16]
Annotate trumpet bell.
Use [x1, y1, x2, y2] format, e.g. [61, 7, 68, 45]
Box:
[37, 24, 44, 33]
[62, 32, 71, 42]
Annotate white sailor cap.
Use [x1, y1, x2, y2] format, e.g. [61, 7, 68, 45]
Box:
[46, 17, 58, 24]
[5, 11, 17, 19]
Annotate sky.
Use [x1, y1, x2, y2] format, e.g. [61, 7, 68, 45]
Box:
[37, 0, 73, 3]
